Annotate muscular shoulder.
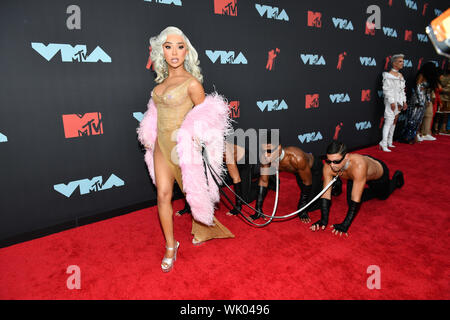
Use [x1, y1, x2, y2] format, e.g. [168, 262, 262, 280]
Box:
[349, 154, 368, 179]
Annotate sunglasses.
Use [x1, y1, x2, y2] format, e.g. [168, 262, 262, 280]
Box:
[325, 154, 346, 164]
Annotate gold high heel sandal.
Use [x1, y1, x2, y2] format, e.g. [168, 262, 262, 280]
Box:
[161, 241, 179, 273]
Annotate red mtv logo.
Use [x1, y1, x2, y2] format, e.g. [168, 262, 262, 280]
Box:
[365, 21, 376, 35]
[361, 90, 371, 102]
[229, 101, 240, 118]
[333, 122, 343, 140]
[404, 30, 413, 41]
[266, 48, 280, 71]
[307, 11, 322, 28]
[214, 0, 237, 16]
[62, 112, 103, 138]
[305, 94, 319, 109]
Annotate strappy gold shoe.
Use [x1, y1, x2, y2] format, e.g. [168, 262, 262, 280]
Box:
[161, 241, 179, 273]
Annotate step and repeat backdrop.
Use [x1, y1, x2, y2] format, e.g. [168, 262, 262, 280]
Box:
[0, 0, 448, 243]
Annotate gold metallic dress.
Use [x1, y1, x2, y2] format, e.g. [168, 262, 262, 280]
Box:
[152, 77, 234, 242]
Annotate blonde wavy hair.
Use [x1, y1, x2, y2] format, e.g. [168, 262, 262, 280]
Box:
[149, 26, 203, 84]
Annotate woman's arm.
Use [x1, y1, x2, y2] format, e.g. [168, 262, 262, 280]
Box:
[188, 78, 205, 105]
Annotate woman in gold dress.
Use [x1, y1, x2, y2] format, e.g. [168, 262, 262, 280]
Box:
[137, 27, 233, 272]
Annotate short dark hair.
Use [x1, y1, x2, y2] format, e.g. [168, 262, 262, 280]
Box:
[326, 140, 347, 156]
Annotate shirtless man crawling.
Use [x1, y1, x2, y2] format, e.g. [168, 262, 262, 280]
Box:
[310, 140, 404, 236]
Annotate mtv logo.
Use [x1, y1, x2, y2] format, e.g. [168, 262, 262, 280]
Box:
[255, 4, 289, 21]
[329, 93, 350, 103]
[298, 131, 323, 144]
[307, 11, 322, 27]
[300, 54, 326, 65]
[361, 90, 371, 102]
[0, 132, 7, 143]
[229, 101, 240, 118]
[144, 0, 182, 6]
[405, 0, 418, 10]
[214, 0, 237, 16]
[305, 94, 319, 109]
[383, 27, 398, 38]
[133, 112, 144, 122]
[54, 174, 125, 198]
[257, 99, 288, 112]
[365, 21, 376, 35]
[417, 34, 428, 42]
[360, 56, 377, 66]
[31, 43, 111, 63]
[205, 50, 247, 64]
[332, 17, 354, 30]
[355, 121, 372, 130]
[62, 112, 103, 138]
[405, 30, 413, 41]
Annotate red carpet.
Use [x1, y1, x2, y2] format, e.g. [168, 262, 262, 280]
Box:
[1, 137, 449, 300]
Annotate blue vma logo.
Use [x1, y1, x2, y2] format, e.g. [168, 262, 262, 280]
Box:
[144, 0, 182, 6]
[205, 50, 247, 64]
[360, 57, 376, 66]
[54, 174, 125, 198]
[329, 93, 350, 103]
[255, 4, 289, 21]
[257, 99, 288, 112]
[417, 34, 429, 42]
[31, 43, 111, 63]
[355, 121, 372, 130]
[405, 0, 418, 10]
[133, 112, 144, 122]
[332, 17, 354, 30]
[0, 132, 7, 143]
[383, 27, 398, 38]
[301, 54, 326, 65]
[298, 131, 323, 143]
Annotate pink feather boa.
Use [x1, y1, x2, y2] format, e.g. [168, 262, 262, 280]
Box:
[137, 93, 232, 226]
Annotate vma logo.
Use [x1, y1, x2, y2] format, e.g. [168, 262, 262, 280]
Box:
[405, 30, 413, 41]
[205, 50, 247, 64]
[404, 59, 413, 68]
[305, 94, 319, 109]
[229, 101, 240, 118]
[257, 100, 288, 112]
[255, 4, 289, 21]
[330, 93, 350, 103]
[298, 131, 323, 144]
[301, 54, 326, 65]
[332, 17, 354, 30]
[417, 34, 428, 42]
[144, 0, 182, 6]
[0, 132, 7, 143]
[360, 57, 377, 66]
[214, 0, 237, 16]
[307, 11, 322, 27]
[383, 27, 398, 38]
[361, 90, 371, 102]
[405, 0, 418, 10]
[62, 113, 103, 139]
[31, 43, 111, 63]
[54, 174, 125, 198]
[133, 112, 144, 122]
[355, 121, 372, 130]
[435, 9, 443, 16]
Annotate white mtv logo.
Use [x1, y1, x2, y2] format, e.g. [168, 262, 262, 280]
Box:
[257, 100, 288, 112]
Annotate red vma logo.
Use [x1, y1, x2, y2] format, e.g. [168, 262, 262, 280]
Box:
[305, 94, 319, 109]
[214, 0, 237, 16]
[229, 101, 240, 118]
[361, 89, 371, 102]
[62, 112, 103, 138]
[365, 21, 376, 36]
[333, 122, 343, 140]
[405, 30, 413, 41]
[307, 11, 322, 28]
[337, 52, 346, 70]
[266, 48, 280, 71]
